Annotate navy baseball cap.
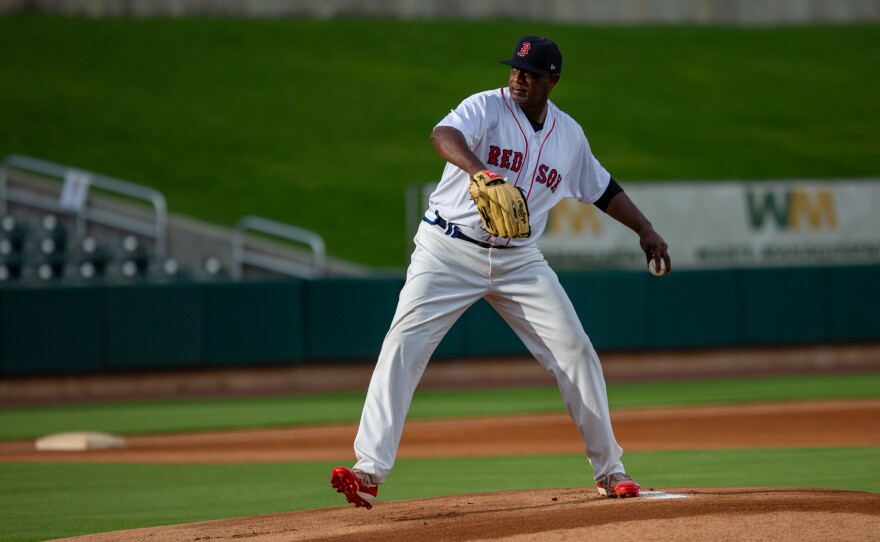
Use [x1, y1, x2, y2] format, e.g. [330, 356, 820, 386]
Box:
[500, 36, 562, 75]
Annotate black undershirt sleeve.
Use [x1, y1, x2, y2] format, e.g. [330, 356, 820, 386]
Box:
[593, 177, 623, 212]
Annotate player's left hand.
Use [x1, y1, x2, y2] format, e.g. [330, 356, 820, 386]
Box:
[640, 230, 671, 275]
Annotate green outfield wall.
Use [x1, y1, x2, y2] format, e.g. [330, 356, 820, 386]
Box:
[1, 265, 878, 376]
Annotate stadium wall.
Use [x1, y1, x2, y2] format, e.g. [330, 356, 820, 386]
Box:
[2, 0, 880, 24]
[1, 264, 879, 377]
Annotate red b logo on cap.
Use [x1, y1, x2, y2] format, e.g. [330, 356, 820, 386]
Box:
[517, 42, 531, 57]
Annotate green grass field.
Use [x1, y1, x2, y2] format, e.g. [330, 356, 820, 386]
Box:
[1, 373, 878, 541]
[2, 17, 878, 267]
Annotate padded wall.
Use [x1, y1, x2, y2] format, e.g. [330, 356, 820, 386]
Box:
[203, 279, 305, 366]
[1, 285, 105, 375]
[1, 265, 878, 376]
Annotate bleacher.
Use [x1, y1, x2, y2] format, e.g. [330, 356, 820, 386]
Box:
[0, 154, 340, 287]
[0, 213, 201, 286]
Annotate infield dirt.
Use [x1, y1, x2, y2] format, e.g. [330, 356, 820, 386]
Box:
[2, 399, 878, 463]
[4, 398, 876, 541]
[49, 487, 880, 542]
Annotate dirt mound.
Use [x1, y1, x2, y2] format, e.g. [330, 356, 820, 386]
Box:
[52, 487, 880, 542]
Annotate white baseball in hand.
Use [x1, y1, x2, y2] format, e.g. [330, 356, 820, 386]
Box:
[648, 258, 667, 276]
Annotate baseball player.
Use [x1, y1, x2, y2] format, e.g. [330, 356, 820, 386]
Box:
[331, 35, 671, 509]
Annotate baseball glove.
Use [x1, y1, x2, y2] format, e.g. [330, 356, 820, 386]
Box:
[468, 170, 531, 238]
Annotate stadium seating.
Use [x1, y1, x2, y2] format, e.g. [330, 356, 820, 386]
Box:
[0, 213, 210, 287]
[1, 155, 337, 287]
[0, 215, 27, 283]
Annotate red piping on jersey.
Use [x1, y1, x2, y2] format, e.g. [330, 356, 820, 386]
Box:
[499, 88, 555, 247]
[508, 116, 556, 247]
[499, 88, 528, 189]
[527, 116, 557, 200]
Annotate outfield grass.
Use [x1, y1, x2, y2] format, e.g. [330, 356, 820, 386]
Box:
[1, 372, 878, 441]
[1, 17, 878, 267]
[1, 446, 877, 542]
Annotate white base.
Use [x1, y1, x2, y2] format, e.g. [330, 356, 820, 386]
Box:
[35, 431, 125, 451]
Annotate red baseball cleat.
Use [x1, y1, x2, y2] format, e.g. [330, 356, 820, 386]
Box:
[596, 472, 640, 498]
[330, 466, 378, 509]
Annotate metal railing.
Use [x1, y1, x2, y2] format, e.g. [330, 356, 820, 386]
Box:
[231, 215, 326, 279]
[1, 154, 169, 259]
[405, 181, 438, 255]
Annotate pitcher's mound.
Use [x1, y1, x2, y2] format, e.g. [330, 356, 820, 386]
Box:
[53, 487, 879, 541]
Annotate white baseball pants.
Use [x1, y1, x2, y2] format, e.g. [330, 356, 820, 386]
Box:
[353, 220, 625, 483]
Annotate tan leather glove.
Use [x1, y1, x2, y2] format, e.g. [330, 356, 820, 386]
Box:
[468, 170, 531, 238]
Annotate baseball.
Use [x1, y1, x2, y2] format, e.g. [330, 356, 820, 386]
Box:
[648, 258, 667, 276]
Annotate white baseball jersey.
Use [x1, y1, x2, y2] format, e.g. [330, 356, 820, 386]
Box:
[428, 88, 612, 245]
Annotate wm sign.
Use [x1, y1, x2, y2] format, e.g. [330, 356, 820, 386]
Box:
[538, 180, 880, 270]
[746, 189, 837, 231]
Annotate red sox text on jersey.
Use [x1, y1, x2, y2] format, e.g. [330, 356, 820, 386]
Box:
[487, 145, 562, 193]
